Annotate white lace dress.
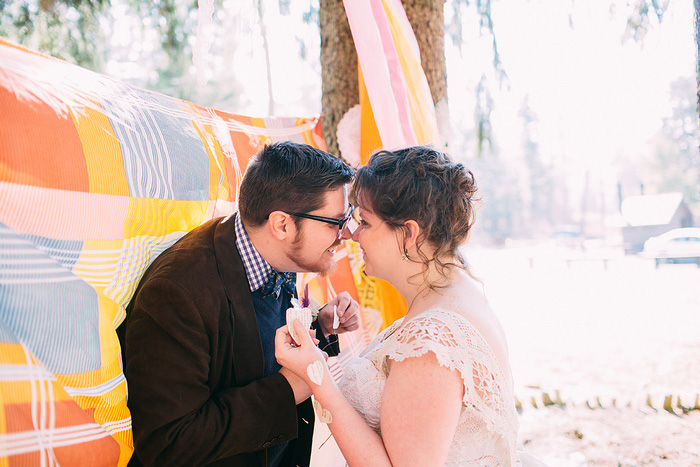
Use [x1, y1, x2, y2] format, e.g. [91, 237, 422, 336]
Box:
[338, 308, 521, 466]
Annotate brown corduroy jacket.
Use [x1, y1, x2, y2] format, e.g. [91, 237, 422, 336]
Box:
[118, 216, 337, 467]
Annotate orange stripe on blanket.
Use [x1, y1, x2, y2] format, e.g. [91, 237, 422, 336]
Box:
[2, 401, 120, 466]
[0, 86, 89, 192]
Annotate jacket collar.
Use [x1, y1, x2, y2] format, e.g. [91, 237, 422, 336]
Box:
[213, 215, 264, 385]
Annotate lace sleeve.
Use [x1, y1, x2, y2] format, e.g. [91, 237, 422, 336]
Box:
[383, 310, 512, 435]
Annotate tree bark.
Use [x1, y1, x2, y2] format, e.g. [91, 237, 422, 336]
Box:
[402, 0, 447, 105]
[320, 0, 359, 156]
[319, 0, 447, 156]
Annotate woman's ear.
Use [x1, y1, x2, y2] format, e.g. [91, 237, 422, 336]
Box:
[403, 220, 421, 251]
[268, 211, 295, 240]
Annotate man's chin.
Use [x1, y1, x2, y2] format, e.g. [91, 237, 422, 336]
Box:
[290, 255, 336, 276]
[317, 260, 337, 277]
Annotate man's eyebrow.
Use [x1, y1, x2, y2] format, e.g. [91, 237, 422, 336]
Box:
[308, 208, 344, 218]
[330, 206, 350, 218]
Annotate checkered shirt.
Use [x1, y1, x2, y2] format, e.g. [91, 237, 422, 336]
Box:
[234, 212, 275, 293]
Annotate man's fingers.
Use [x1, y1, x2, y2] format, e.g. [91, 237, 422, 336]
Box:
[342, 316, 359, 328]
[338, 298, 359, 324]
[336, 292, 351, 316]
[344, 312, 359, 325]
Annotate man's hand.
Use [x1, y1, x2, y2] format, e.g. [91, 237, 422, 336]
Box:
[316, 291, 360, 336]
[279, 367, 312, 404]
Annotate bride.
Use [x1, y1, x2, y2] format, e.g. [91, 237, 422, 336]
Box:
[276, 146, 531, 466]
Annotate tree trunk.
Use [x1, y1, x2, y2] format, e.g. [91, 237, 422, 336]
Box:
[402, 0, 447, 106]
[320, 0, 359, 156]
[319, 0, 447, 156]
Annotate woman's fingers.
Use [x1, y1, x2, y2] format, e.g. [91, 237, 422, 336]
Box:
[274, 326, 292, 364]
[292, 319, 314, 347]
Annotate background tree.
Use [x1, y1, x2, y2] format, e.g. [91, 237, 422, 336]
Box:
[319, 0, 499, 156]
[319, 0, 357, 157]
[319, 0, 448, 156]
[648, 76, 700, 211]
[0, 0, 107, 70]
[1, 0, 695, 237]
[519, 96, 556, 233]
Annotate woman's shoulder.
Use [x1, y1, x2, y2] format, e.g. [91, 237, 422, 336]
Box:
[397, 308, 485, 344]
[391, 307, 515, 407]
[390, 307, 510, 377]
[385, 309, 485, 362]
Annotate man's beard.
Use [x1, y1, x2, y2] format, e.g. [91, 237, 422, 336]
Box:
[288, 228, 340, 276]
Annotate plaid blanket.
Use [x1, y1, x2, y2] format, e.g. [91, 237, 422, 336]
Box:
[0, 39, 330, 466]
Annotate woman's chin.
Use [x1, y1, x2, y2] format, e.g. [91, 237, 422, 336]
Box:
[364, 263, 384, 281]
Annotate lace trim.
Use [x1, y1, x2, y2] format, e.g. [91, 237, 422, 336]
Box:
[373, 309, 518, 444]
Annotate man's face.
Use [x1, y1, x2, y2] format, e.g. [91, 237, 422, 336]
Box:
[285, 186, 349, 275]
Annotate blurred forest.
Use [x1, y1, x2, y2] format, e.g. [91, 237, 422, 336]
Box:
[1, 0, 697, 244]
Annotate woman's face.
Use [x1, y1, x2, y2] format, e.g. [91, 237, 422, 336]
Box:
[351, 206, 400, 280]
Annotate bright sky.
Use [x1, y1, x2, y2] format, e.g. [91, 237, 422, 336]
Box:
[228, 1, 321, 117]
[478, 0, 696, 168]
[228, 0, 695, 178]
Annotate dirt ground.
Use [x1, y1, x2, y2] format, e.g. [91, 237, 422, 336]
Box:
[518, 405, 700, 466]
[473, 247, 700, 466]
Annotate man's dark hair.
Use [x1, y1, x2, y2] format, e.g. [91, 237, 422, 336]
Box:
[239, 141, 354, 226]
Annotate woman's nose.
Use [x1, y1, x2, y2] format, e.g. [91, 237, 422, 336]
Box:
[340, 221, 354, 240]
[350, 225, 362, 242]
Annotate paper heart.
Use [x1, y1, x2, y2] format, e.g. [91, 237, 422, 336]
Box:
[313, 399, 333, 424]
[306, 360, 324, 386]
[286, 306, 312, 345]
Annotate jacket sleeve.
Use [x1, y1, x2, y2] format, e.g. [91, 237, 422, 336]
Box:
[122, 278, 298, 466]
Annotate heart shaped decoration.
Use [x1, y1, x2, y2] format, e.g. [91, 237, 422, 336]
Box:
[286, 306, 313, 345]
[313, 399, 333, 424]
[306, 360, 324, 386]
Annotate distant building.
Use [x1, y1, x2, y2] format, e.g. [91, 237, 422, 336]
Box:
[620, 192, 694, 254]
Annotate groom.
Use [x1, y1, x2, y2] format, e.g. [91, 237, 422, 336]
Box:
[118, 141, 359, 466]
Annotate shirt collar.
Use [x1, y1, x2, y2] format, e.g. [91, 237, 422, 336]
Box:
[234, 212, 274, 292]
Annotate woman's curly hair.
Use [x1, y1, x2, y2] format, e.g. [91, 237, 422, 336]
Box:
[352, 146, 479, 289]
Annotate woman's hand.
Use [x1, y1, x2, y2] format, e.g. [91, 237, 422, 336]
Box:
[275, 320, 329, 386]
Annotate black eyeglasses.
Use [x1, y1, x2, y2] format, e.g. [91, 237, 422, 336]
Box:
[288, 203, 355, 238]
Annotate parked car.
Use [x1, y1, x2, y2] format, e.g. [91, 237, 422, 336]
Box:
[550, 225, 584, 250]
[641, 228, 700, 267]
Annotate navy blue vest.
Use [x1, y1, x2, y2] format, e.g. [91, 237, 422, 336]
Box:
[250, 287, 292, 466]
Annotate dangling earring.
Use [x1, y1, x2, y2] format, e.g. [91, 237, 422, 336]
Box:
[401, 250, 410, 261]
